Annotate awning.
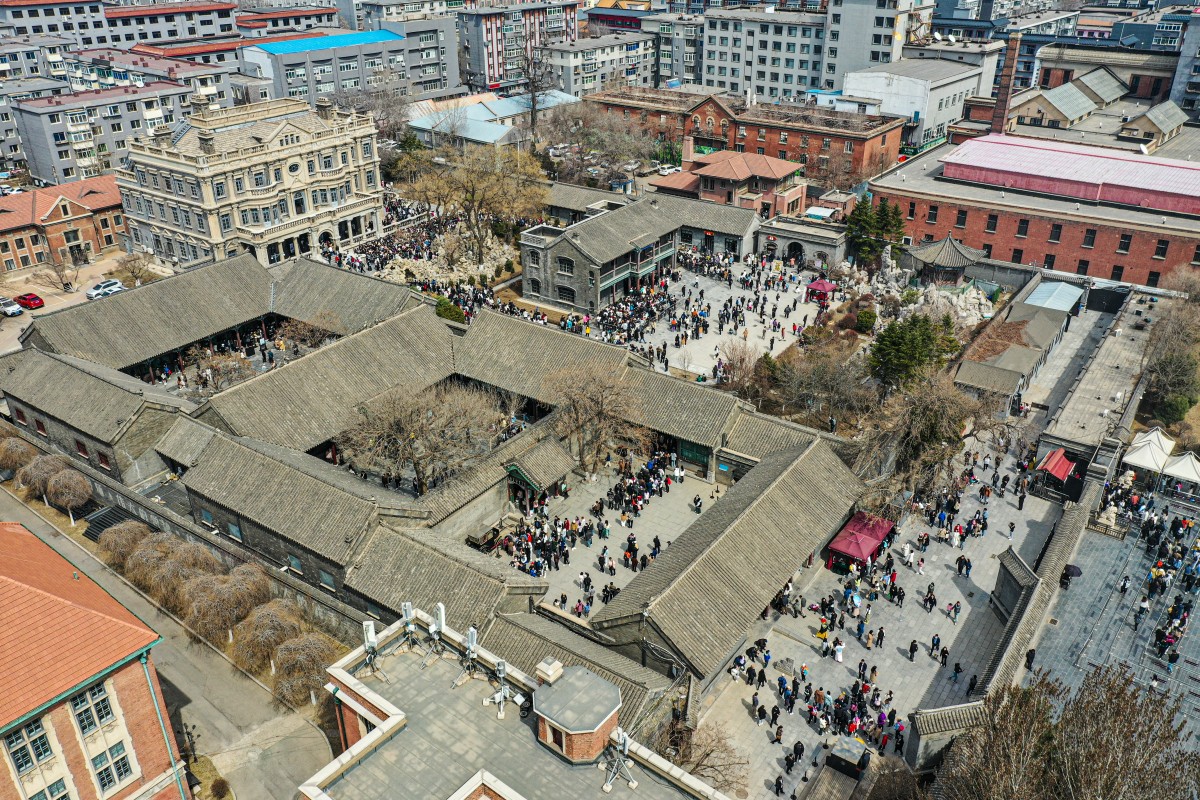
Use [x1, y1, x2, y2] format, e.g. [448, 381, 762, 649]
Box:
[807, 278, 837, 293]
[1037, 448, 1075, 482]
[828, 511, 894, 564]
[1163, 451, 1200, 484]
[804, 206, 837, 220]
[1122, 440, 1169, 473]
[1132, 427, 1175, 457]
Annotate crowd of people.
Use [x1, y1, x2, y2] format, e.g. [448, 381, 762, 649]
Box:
[322, 210, 463, 272]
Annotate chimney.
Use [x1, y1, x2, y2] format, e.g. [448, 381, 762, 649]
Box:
[990, 32, 1022, 135]
[681, 134, 695, 170]
[188, 93, 208, 119]
[535, 658, 564, 685]
[198, 129, 216, 155]
[315, 96, 334, 120]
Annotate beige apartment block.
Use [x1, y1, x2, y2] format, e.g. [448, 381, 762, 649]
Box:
[117, 96, 383, 269]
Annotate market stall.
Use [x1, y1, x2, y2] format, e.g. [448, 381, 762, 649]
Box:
[826, 511, 895, 574]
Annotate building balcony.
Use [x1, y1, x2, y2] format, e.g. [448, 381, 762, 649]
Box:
[234, 196, 379, 241]
[66, 119, 91, 132]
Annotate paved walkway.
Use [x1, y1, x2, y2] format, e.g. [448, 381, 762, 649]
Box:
[701, 458, 1061, 797]
[0, 488, 332, 800]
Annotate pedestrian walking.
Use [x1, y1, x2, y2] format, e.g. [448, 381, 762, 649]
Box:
[909, 640, 919, 661]
[1119, 575, 1130, 594]
[876, 627, 885, 648]
[931, 633, 941, 657]
[950, 662, 964, 683]
[774, 775, 785, 796]
[967, 674, 978, 695]
[785, 753, 796, 774]
[1018, 491, 1027, 511]
[917, 558, 925, 575]
[940, 646, 950, 667]
[1008, 522, 1015, 540]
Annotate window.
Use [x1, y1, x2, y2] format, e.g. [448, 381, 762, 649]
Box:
[557, 286, 576, 303]
[1154, 239, 1169, 259]
[72, 682, 114, 734]
[29, 778, 69, 800]
[92, 741, 132, 793]
[318, 569, 336, 590]
[98, 452, 110, 470]
[5, 720, 52, 774]
[226, 522, 242, 542]
[1016, 219, 1029, 237]
[843, 141, 853, 154]
[1082, 228, 1096, 248]
[1148, 271, 1161, 288]
[1111, 265, 1124, 282]
[1043, 254, 1055, 269]
[955, 209, 967, 228]
[982, 243, 992, 258]
[75, 440, 89, 457]
[556, 257, 574, 275]
[34, 419, 46, 435]
[1193, 245, 1200, 265]
[1012, 248, 1023, 264]
[906, 202, 915, 220]
[1076, 259, 1089, 275]
[925, 205, 938, 223]
[200, 508, 214, 526]
[1049, 223, 1061, 242]
[287, 554, 303, 574]
[1117, 233, 1131, 254]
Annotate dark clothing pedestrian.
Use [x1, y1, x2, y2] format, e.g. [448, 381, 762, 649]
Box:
[940, 647, 950, 667]
[909, 640, 918, 661]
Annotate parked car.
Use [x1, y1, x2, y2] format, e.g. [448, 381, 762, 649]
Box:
[86, 279, 125, 300]
[14, 293, 43, 309]
[100, 285, 126, 297]
[0, 297, 23, 316]
[621, 160, 640, 172]
[658, 164, 682, 175]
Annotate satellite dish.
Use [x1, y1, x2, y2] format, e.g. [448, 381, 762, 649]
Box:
[934, 31, 943, 41]
[1139, 143, 1149, 155]
[948, 34, 957, 43]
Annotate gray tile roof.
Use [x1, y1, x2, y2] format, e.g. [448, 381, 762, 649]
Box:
[622, 367, 740, 449]
[181, 433, 375, 563]
[954, 361, 1023, 396]
[1004, 303, 1067, 351]
[269, 257, 417, 335]
[722, 411, 819, 459]
[1074, 68, 1126, 105]
[592, 441, 863, 678]
[0, 349, 193, 443]
[903, 237, 986, 270]
[1141, 101, 1188, 134]
[197, 304, 454, 451]
[910, 702, 987, 736]
[21, 253, 271, 370]
[344, 526, 545, 631]
[545, 181, 629, 214]
[154, 417, 217, 468]
[481, 613, 672, 728]
[1040, 82, 1097, 121]
[506, 438, 576, 492]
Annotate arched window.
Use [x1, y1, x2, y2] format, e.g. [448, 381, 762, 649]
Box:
[557, 286, 576, 303]
[529, 278, 542, 295]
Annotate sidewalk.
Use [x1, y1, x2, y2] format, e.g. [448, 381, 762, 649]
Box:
[0, 487, 332, 800]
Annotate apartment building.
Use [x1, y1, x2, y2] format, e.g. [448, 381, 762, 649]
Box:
[118, 97, 383, 268]
[0, 175, 126, 273]
[235, 6, 340, 37]
[1169, 12, 1200, 119]
[0, 0, 240, 48]
[824, 0, 935, 90]
[0, 523, 189, 800]
[640, 13, 703, 86]
[459, 2, 580, 93]
[126, 32, 330, 66]
[541, 32, 655, 97]
[701, 8, 827, 99]
[0, 34, 73, 83]
[63, 49, 236, 109]
[0, 78, 69, 173]
[15, 82, 194, 185]
[360, 0, 466, 29]
[0, 0, 111, 48]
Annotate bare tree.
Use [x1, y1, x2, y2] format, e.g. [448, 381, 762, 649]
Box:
[273, 632, 340, 706]
[16, 454, 67, 503]
[233, 599, 303, 673]
[126, 533, 222, 614]
[28, 260, 80, 292]
[331, 66, 411, 139]
[98, 520, 152, 571]
[550, 367, 641, 476]
[0, 437, 35, 470]
[46, 469, 91, 523]
[936, 665, 1200, 800]
[184, 564, 271, 643]
[872, 757, 932, 800]
[515, 47, 559, 147]
[652, 720, 748, 793]
[718, 339, 760, 398]
[187, 346, 256, 392]
[777, 342, 875, 419]
[542, 102, 659, 185]
[340, 383, 504, 495]
[116, 251, 156, 287]
[276, 310, 345, 350]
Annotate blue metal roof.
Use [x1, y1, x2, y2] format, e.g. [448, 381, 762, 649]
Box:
[254, 30, 403, 55]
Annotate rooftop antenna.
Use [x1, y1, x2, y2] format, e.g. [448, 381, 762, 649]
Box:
[601, 728, 638, 792]
[399, 602, 425, 654]
[484, 660, 524, 719]
[452, 626, 480, 688]
[421, 602, 447, 669]
[360, 620, 391, 680]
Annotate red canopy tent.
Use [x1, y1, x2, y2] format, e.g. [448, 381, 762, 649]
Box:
[826, 511, 896, 570]
[1037, 448, 1075, 482]
[806, 278, 837, 302]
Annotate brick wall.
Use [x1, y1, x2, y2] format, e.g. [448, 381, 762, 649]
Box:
[535, 710, 616, 763]
[872, 189, 1200, 287]
[9, 397, 123, 480]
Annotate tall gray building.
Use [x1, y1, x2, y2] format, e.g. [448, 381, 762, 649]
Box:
[541, 32, 655, 98]
[64, 49, 237, 109]
[640, 13, 704, 86]
[14, 81, 192, 185]
[824, 0, 935, 90]
[702, 8, 827, 99]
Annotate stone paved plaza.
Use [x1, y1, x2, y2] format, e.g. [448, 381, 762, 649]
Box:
[701, 460, 1061, 797]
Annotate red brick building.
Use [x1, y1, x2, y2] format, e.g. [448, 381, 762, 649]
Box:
[0, 176, 126, 275]
[870, 134, 1200, 287]
[650, 136, 807, 218]
[0, 523, 189, 800]
[585, 87, 905, 189]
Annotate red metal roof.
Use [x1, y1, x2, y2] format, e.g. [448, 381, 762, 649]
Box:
[237, 7, 336, 20]
[941, 134, 1200, 217]
[1037, 447, 1075, 482]
[131, 30, 322, 56]
[0, 523, 159, 727]
[17, 80, 186, 108]
[104, 1, 235, 18]
[238, 20, 269, 27]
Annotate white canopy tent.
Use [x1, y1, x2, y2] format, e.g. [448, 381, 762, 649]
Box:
[1123, 440, 1170, 473]
[1162, 451, 1200, 484]
[1133, 427, 1176, 456]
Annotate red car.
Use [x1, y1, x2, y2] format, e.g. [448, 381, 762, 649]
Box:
[14, 293, 43, 309]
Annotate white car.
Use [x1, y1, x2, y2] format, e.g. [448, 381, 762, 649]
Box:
[0, 297, 23, 316]
[86, 279, 125, 299]
[658, 165, 682, 176]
